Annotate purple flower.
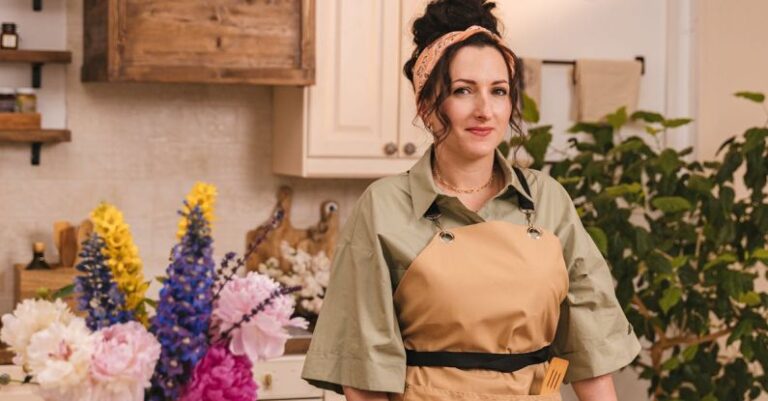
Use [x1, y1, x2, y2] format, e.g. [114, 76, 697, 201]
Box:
[75, 234, 134, 330]
[178, 343, 258, 401]
[148, 205, 215, 400]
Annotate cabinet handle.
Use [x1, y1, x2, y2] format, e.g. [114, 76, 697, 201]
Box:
[383, 142, 398, 156]
[403, 142, 417, 156]
[263, 373, 273, 390]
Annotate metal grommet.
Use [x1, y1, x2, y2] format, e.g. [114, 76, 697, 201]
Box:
[439, 231, 455, 243]
[527, 226, 542, 240]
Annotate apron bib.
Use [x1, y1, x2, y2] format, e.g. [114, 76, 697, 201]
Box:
[391, 171, 569, 400]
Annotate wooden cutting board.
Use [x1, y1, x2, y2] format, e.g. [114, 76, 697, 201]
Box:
[245, 186, 339, 273]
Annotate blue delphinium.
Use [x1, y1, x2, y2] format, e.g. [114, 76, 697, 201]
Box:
[74, 233, 134, 330]
[148, 204, 215, 401]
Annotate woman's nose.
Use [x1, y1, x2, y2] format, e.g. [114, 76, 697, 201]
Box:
[473, 93, 492, 120]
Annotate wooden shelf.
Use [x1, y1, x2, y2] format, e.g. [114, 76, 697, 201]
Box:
[0, 129, 71, 143]
[0, 130, 71, 165]
[0, 49, 72, 64]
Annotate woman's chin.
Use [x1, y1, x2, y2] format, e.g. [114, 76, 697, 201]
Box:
[461, 139, 501, 159]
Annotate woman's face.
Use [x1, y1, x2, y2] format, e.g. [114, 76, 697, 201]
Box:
[428, 45, 512, 161]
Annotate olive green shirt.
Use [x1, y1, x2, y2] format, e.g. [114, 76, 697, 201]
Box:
[301, 147, 641, 394]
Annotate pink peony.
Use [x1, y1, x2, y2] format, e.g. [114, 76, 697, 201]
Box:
[179, 343, 257, 401]
[89, 321, 161, 401]
[213, 272, 307, 363]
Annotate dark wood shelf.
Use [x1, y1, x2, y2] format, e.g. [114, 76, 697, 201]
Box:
[0, 49, 72, 64]
[0, 129, 71, 143]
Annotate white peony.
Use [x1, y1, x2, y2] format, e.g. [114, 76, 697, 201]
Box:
[0, 298, 75, 368]
[26, 317, 94, 398]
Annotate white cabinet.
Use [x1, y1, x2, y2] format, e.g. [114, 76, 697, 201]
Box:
[253, 354, 345, 401]
[273, 0, 432, 178]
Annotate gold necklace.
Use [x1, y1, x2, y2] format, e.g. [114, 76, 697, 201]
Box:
[433, 165, 495, 194]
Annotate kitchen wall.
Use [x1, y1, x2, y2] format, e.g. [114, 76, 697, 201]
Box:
[695, 0, 768, 161]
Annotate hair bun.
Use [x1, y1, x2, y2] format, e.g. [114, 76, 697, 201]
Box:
[411, 0, 500, 51]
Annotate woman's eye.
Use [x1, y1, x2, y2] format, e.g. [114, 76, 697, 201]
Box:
[452, 87, 471, 95]
[493, 88, 509, 96]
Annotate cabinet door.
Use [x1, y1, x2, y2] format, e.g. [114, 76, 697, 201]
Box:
[252, 355, 323, 400]
[324, 390, 346, 401]
[308, 0, 400, 158]
[398, 0, 434, 159]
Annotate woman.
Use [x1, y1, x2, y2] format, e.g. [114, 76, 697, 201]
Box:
[302, 1, 640, 400]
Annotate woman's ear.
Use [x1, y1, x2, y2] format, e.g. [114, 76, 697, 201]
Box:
[420, 111, 436, 134]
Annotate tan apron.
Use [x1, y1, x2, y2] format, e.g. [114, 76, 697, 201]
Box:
[391, 192, 569, 400]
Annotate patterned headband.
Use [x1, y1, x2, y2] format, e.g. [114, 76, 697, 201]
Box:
[412, 25, 515, 105]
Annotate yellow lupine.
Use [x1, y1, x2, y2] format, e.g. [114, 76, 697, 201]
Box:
[177, 182, 217, 239]
[90, 203, 149, 323]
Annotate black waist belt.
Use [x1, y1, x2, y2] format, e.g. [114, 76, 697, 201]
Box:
[405, 346, 550, 373]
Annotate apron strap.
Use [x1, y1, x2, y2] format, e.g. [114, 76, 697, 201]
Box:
[405, 346, 551, 373]
[511, 166, 534, 212]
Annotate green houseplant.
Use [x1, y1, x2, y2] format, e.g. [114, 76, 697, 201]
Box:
[505, 92, 768, 401]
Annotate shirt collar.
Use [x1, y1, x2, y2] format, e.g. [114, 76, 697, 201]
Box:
[408, 145, 535, 219]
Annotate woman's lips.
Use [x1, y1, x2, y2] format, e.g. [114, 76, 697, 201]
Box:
[466, 127, 494, 137]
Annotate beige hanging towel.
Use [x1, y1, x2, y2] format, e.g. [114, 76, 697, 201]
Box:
[574, 59, 642, 122]
[521, 57, 543, 109]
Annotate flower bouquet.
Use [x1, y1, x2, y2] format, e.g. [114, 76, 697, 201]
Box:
[0, 183, 306, 401]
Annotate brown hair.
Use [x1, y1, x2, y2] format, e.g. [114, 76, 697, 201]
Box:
[403, 0, 524, 146]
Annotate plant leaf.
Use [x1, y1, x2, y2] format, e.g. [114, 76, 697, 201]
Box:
[670, 256, 689, 270]
[52, 284, 75, 300]
[734, 91, 765, 103]
[750, 248, 768, 263]
[657, 149, 681, 176]
[715, 136, 737, 157]
[703, 252, 738, 271]
[524, 126, 553, 168]
[651, 196, 692, 214]
[738, 291, 761, 306]
[645, 126, 663, 136]
[497, 141, 510, 158]
[521, 92, 540, 123]
[568, 122, 606, 134]
[659, 286, 682, 313]
[605, 106, 628, 131]
[687, 175, 714, 193]
[631, 110, 665, 123]
[586, 226, 608, 256]
[681, 344, 698, 361]
[661, 356, 680, 371]
[604, 183, 643, 198]
[556, 176, 582, 185]
[662, 118, 693, 128]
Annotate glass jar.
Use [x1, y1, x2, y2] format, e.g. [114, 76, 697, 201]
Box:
[1, 23, 18, 50]
[15, 88, 36, 113]
[0, 87, 16, 112]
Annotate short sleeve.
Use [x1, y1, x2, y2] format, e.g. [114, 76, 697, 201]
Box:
[549, 182, 641, 383]
[301, 189, 406, 394]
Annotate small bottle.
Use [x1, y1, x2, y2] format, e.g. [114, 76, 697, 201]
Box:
[0, 87, 15, 112]
[1, 23, 18, 50]
[15, 88, 36, 113]
[26, 242, 51, 270]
